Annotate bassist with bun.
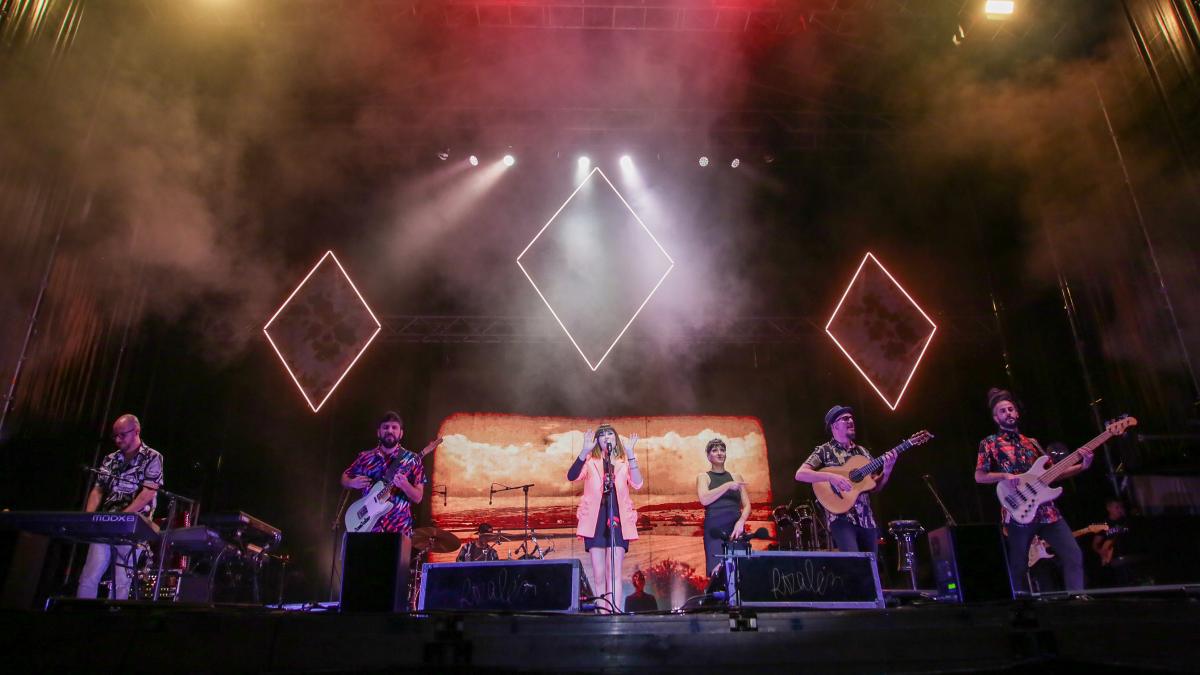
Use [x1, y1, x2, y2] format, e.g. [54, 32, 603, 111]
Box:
[974, 388, 1098, 595]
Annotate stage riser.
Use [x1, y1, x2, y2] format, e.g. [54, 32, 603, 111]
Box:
[4, 599, 1198, 672]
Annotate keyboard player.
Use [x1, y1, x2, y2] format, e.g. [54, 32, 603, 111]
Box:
[77, 414, 164, 600]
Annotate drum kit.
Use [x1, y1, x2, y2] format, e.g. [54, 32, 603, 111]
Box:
[770, 501, 826, 551]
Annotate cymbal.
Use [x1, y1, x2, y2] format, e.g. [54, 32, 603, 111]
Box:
[411, 526, 461, 553]
[477, 531, 511, 544]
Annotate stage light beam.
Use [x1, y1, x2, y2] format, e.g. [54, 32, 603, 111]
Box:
[516, 167, 674, 371]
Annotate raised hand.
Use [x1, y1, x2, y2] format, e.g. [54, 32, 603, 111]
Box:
[580, 429, 596, 459]
[624, 433, 639, 458]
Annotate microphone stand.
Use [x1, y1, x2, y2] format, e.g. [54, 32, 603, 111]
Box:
[328, 489, 352, 602]
[922, 474, 958, 528]
[490, 482, 536, 552]
[603, 446, 619, 614]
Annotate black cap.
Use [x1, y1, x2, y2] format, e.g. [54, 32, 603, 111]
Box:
[824, 405, 854, 431]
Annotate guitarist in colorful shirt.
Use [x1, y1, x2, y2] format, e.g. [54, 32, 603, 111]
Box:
[795, 405, 897, 557]
[974, 388, 1094, 595]
[341, 412, 427, 536]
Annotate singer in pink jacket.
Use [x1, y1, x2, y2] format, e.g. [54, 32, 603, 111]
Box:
[566, 423, 644, 613]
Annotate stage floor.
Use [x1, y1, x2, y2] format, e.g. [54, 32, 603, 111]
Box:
[1, 593, 1196, 673]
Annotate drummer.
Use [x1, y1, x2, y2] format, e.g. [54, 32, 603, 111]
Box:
[457, 523, 500, 562]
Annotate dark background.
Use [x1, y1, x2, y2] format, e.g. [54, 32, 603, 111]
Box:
[1, 0, 1197, 600]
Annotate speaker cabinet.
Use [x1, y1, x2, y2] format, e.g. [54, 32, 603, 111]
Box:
[339, 532, 411, 612]
[419, 559, 588, 613]
[726, 551, 884, 609]
[927, 525, 1013, 603]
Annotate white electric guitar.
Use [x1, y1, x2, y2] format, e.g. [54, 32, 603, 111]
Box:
[344, 439, 440, 533]
[997, 416, 1137, 525]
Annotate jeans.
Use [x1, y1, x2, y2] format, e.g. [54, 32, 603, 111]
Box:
[1005, 518, 1084, 594]
[830, 519, 879, 557]
[77, 543, 137, 600]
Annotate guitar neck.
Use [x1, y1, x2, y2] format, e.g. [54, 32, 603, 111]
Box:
[1041, 430, 1112, 483]
[856, 439, 913, 477]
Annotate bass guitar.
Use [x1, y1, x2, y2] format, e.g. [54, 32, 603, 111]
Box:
[344, 438, 440, 533]
[812, 430, 934, 514]
[996, 415, 1137, 525]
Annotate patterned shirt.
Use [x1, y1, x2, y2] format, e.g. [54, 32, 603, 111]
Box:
[345, 447, 425, 536]
[803, 440, 877, 530]
[96, 444, 164, 516]
[976, 430, 1061, 524]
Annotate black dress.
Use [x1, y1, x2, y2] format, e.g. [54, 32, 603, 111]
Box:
[703, 471, 743, 577]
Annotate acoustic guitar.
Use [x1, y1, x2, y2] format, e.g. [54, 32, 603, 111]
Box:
[812, 430, 934, 514]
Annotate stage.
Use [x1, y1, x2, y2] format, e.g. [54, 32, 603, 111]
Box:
[1, 591, 1195, 672]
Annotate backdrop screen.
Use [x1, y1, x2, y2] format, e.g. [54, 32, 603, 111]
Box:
[429, 413, 774, 608]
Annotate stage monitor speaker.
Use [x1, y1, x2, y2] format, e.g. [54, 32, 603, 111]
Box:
[927, 524, 1013, 603]
[419, 559, 589, 613]
[340, 532, 411, 612]
[727, 551, 884, 609]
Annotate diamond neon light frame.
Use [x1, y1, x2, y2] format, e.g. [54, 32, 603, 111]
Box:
[516, 166, 675, 371]
[825, 252, 937, 410]
[263, 250, 382, 413]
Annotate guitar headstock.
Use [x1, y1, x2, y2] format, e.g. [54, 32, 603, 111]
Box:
[1105, 415, 1138, 436]
[908, 430, 935, 447]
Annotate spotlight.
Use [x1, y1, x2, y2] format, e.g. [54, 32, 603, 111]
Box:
[578, 156, 590, 168]
[503, 154, 515, 167]
[698, 156, 710, 167]
[619, 155, 633, 169]
[437, 148, 450, 161]
[730, 158, 741, 168]
[468, 155, 479, 166]
[984, 0, 1014, 20]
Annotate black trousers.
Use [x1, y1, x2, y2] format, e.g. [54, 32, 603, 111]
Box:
[1005, 518, 1084, 593]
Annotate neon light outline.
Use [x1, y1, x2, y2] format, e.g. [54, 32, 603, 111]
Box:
[824, 252, 937, 410]
[263, 250, 382, 413]
[516, 166, 675, 371]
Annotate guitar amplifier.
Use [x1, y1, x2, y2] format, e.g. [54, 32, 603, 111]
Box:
[727, 551, 884, 609]
[927, 525, 1014, 603]
[419, 559, 589, 613]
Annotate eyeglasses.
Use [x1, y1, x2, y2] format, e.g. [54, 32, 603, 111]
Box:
[835, 415, 854, 424]
[112, 428, 137, 440]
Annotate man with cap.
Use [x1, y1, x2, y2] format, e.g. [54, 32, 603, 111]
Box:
[795, 405, 897, 556]
[975, 388, 1093, 594]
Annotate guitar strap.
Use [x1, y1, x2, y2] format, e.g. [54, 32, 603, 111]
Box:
[379, 446, 411, 485]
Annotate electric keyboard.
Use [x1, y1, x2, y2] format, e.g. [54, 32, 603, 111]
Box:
[0, 510, 160, 545]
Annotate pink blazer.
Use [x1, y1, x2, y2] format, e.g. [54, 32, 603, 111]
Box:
[571, 456, 643, 541]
